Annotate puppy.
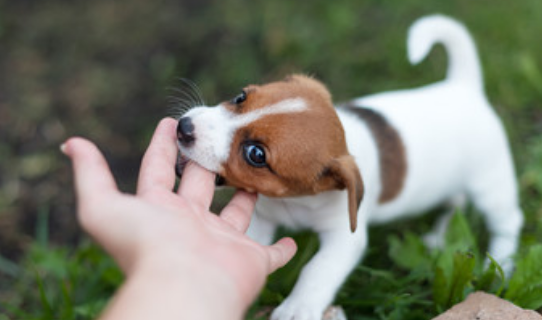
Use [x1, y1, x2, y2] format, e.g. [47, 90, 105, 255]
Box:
[176, 15, 523, 320]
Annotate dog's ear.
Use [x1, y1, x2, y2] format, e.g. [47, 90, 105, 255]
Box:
[318, 155, 364, 232]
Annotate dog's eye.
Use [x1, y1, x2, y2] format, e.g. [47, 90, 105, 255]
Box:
[232, 91, 247, 105]
[243, 143, 266, 167]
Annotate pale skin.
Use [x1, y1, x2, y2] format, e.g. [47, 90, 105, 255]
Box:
[62, 118, 297, 320]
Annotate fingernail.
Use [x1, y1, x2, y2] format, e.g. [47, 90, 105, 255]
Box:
[60, 142, 68, 155]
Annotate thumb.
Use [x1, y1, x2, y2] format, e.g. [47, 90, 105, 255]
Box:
[265, 237, 297, 274]
[62, 137, 120, 228]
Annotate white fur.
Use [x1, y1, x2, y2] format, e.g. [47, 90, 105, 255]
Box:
[178, 98, 307, 172]
[236, 98, 307, 126]
[407, 15, 483, 90]
[246, 15, 523, 320]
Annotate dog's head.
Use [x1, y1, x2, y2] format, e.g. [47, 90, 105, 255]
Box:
[176, 74, 363, 231]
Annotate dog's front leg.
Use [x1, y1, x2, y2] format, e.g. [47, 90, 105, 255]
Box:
[246, 212, 278, 246]
[271, 226, 368, 320]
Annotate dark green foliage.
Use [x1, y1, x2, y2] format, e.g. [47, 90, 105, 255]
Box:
[3, 243, 122, 320]
[248, 212, 542, 319]
[433, 252, 476, 311]
[388, 232, 429, 272]
[505, 245, 542, 309]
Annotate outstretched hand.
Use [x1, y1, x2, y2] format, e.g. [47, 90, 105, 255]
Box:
[62, 118, 296, 320]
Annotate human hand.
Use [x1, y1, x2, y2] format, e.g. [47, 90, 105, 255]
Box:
[62, 118, 297, 320]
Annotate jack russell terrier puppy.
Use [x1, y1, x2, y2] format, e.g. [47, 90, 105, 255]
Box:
[175, 15, 523, 320]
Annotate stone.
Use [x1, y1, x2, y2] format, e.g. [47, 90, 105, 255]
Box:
[432, 292, 542, 320]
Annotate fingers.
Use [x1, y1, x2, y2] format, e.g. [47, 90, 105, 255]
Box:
[62, 137, 119, 208]
[266, 237, 297, 273]
[220, 191, 257, 232]
[178, 162, 215, 210]
[137, 118, 179, 195]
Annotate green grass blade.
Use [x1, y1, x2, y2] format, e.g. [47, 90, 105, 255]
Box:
[447, 252, 475, 307]
[34, 268, 53, 319]
[433, 266, 448, 312]
[505, 245, 542, 309]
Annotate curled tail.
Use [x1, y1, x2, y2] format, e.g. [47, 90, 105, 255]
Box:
[407, 14, 484, 89]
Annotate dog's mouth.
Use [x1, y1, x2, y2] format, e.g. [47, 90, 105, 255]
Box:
[175, 153, 227, 187]
[175, 153, 190, 178]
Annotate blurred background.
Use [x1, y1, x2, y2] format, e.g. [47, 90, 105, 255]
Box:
[1, 0, 542, 319]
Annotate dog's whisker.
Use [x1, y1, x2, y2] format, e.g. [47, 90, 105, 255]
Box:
[167, 102, 195, 119]
[168, 99, 198, 114]
[166, 100, 189, 114]
[168, 89, 195, 103]
[173, 78, 206, 106]
[178, 78, 206, 106]
[167, 96, 196, 106]
[170, 87, 203, 107]
[168, 91, 199, 111]
[167, 102, 192, 112]
[166, 78, 207, 120]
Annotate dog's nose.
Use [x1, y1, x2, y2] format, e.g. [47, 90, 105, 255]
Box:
[177, 117, 195, 146]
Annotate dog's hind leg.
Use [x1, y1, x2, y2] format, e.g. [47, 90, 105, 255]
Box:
[466, 158, 524, 276]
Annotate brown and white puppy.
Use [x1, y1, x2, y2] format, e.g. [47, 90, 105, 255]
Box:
[178, 75, 364, 230]
[176, 15, 523, 320]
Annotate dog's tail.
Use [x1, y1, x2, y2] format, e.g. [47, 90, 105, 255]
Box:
[407, 14, 483, 89]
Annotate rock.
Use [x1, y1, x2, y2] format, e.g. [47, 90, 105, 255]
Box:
[323, 306, 347, 320]
[432, 292, 542, 320]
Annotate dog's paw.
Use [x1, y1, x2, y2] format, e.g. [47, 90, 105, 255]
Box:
[271, 298, 326, 320]
[422, 230, 444, 249]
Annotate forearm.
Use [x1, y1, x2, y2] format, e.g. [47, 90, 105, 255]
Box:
[99, 257, 246, 320]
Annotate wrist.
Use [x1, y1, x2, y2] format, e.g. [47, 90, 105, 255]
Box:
[101, 252, 248, 320]
[133, 253, 247, 319]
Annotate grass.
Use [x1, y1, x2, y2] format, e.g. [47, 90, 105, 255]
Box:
[2, 0, 542, 319]
[247, 212, 542, 320]
[4, 209, 542, 319]
[1, 208, 122, 320]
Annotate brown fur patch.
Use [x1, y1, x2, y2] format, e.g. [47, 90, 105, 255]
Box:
[343, 104, 407, 203]
[222, 75, 347, 197]
[218, 75, 364, 231]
